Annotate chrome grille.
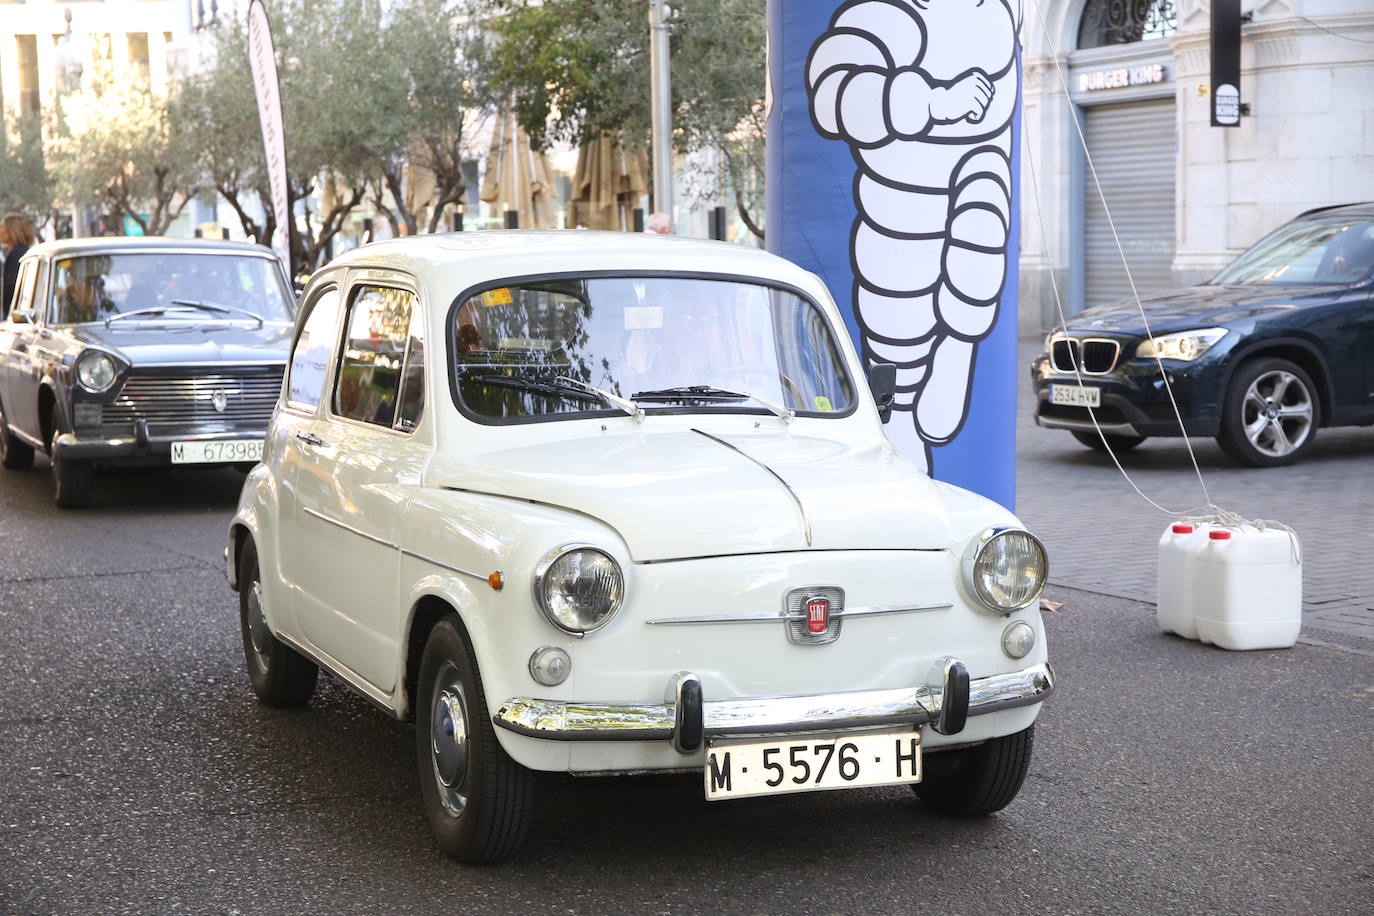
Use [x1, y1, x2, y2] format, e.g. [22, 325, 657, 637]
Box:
[1050, 337, 1121, 375]
[102, 369, 283, 430]
[784, 586, 844, 646]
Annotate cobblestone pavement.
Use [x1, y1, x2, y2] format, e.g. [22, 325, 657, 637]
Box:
[1013, 339, 1374, 650]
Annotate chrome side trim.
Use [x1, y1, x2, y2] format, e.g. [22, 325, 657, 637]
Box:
[301, 506, 395, 550]
[399, 549, 489, 583]
[493, 661, 1054, 742]
[691, 428, 812, 547]
[645, 602, 951, 626]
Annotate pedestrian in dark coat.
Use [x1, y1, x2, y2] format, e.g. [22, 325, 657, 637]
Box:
[0, 212, 37, 317]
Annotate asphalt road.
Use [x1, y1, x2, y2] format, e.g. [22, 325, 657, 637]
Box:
[1, 461, 1371, 916]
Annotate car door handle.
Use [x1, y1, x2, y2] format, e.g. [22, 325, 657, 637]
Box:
[296, 431, 326, 447]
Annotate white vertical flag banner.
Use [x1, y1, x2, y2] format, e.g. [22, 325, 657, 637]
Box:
[247, 0, 291, 271]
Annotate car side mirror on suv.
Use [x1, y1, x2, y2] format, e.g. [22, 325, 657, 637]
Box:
[868, 363, 896, 423]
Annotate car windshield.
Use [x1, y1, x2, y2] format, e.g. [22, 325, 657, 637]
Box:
[452, 276, 855, 420]
[1210, 217, 1374, 286]
[48, 252, 294, 325]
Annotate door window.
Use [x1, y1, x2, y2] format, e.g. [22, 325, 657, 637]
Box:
[334, 285, 423, 431]
[286, 286, 342, 411]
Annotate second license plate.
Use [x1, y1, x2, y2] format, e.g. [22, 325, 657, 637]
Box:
[1050, 383, 1101, 408]
[705, 729, 921, 800]
[171, 439, 264, 464]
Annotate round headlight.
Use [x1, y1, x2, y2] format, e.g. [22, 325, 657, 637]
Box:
[963, 528, 1047, 614]
[533, 546, 625, 634]
[76, 351, 118, 392]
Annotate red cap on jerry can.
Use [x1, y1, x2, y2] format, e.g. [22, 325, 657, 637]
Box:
[1209, 530, 1232, 540]
[1171, 524, 1194, 534]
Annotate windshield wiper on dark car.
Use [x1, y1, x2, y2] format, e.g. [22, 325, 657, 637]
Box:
[105, 300, 265, 327]
[169, 299, 266, 326]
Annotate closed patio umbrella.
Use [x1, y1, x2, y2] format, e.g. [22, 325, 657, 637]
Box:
[480, 110, 558, 229]
[571, 133, 649, 231]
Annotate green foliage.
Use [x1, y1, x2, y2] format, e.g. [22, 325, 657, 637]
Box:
[487, 0, 765, 237]
[50, 51, 198, 235]
[0, 114, 54, 223]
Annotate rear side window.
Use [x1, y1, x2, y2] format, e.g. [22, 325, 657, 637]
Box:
[287, 286, 342, 411]
[334, 285, 422, 430]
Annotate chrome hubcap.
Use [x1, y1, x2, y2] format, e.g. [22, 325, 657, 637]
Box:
[246, 582, 271, 675]
[430, 662, 469, 817]
[1241, 370, 1312, 458]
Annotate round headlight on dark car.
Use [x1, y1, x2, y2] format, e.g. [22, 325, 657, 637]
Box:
[75, 350, 119, 392]
[962, 527, 1048, 614]
[533, 545, 625, 634]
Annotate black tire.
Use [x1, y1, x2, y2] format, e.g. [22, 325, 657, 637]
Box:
[416, 615, 536, 864]
[0, 396, 34, 470]
[238, 539, 318, 707]
[1070, 429, 1146, 453]
[1216, 357, 1319, 467]
[52, 443, 93, 509]
[913, 725, 1034, 817]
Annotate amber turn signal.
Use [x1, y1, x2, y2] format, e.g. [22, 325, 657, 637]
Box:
[488, 571, 504, 591]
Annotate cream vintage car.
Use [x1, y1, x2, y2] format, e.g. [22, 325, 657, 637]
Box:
[225, 232, 1054, 863]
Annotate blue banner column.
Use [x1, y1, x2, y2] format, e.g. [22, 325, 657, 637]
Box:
[766, 0, 1022, 511]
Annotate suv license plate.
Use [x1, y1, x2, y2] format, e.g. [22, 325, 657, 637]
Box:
[1050, 384, 1101, 408]
[704, 730, 921, 800]
[171, 439, 264, 464]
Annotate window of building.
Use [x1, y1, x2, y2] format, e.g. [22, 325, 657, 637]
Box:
[16, 35, 40, 115]
[1078, 0, 1177, 50]
[127, 32, 149, 84]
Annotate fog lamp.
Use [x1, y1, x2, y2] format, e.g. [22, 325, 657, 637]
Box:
[73, 403, 104, 428]
[528, 646, 571, 686]
[1001, 621, 1036, 659]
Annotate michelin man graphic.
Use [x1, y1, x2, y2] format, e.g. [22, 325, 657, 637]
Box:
[807, 0, 1021, 472]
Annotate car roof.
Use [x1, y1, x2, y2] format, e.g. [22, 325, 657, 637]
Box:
[1295, 202, 1374, 220]
[319, 230, 803, 284]
[25, 236, 279, 258]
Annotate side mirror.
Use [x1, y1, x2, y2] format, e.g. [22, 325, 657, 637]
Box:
[868, 363, 896, 423]
[10, 309, 32, 324]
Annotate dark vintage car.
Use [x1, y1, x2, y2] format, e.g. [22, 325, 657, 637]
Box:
[1032, 203, 1374, 466]
[0, 237, 296, 506]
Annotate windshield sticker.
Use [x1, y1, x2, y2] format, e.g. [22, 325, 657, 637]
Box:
[813, 395, 833, 411]
[498, 337, 552, 350]
[623, 306, 663, 330]
[481, 288, 513, 307]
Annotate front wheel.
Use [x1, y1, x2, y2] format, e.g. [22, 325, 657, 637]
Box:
[1216, 357, 1318, 467]
[52, 444, 93, 508]
[238, 539, 318, 707]
[1070, 430, 1146, 453]
[913, 725, 1034, 817]
[416, 616, 536, 863]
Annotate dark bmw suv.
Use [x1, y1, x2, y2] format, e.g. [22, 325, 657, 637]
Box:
[1031, 203, 1374, 466]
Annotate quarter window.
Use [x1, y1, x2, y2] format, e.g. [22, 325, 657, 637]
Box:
[334, 285, 423, 431]
[287, 287, 342, 411]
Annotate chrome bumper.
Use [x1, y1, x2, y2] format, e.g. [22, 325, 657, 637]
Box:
[494, 661, 1054, 753]
[55, 428, 264, 461]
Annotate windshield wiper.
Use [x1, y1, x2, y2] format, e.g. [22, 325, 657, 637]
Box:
[632, 385, 794, 423]
[554, 376, 644, 422]
[169, 299, 266, 326]
[468, 374, 644, 422]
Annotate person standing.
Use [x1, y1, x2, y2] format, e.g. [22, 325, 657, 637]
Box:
[0, 212, 37, 316]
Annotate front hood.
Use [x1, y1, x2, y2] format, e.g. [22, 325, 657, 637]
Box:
[70, 321, 295, 365]
[431, 427, 952, 561]
[1067, 284, 1348, 335]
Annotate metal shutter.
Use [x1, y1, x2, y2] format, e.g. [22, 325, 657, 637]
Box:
[1082, 98, 1176, 309]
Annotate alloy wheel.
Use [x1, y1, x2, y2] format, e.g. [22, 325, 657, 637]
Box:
[1240, 369, 1313, 458]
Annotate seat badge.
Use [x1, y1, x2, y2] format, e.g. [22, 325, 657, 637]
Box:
[806, 597, 830, 634]
[212, 390, 229, 413]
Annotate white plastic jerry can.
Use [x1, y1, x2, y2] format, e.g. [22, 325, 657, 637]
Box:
[1157, 523, 1200, 639]
[1193, 526, 1302, 651]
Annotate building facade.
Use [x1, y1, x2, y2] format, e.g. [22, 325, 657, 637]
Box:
[1020, 0, 1374, 334]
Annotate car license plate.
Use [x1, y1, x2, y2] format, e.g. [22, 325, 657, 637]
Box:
[170, 439, 264, 464]
[704, 730, 921, 800]
[1050, 384, 1101, 408]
